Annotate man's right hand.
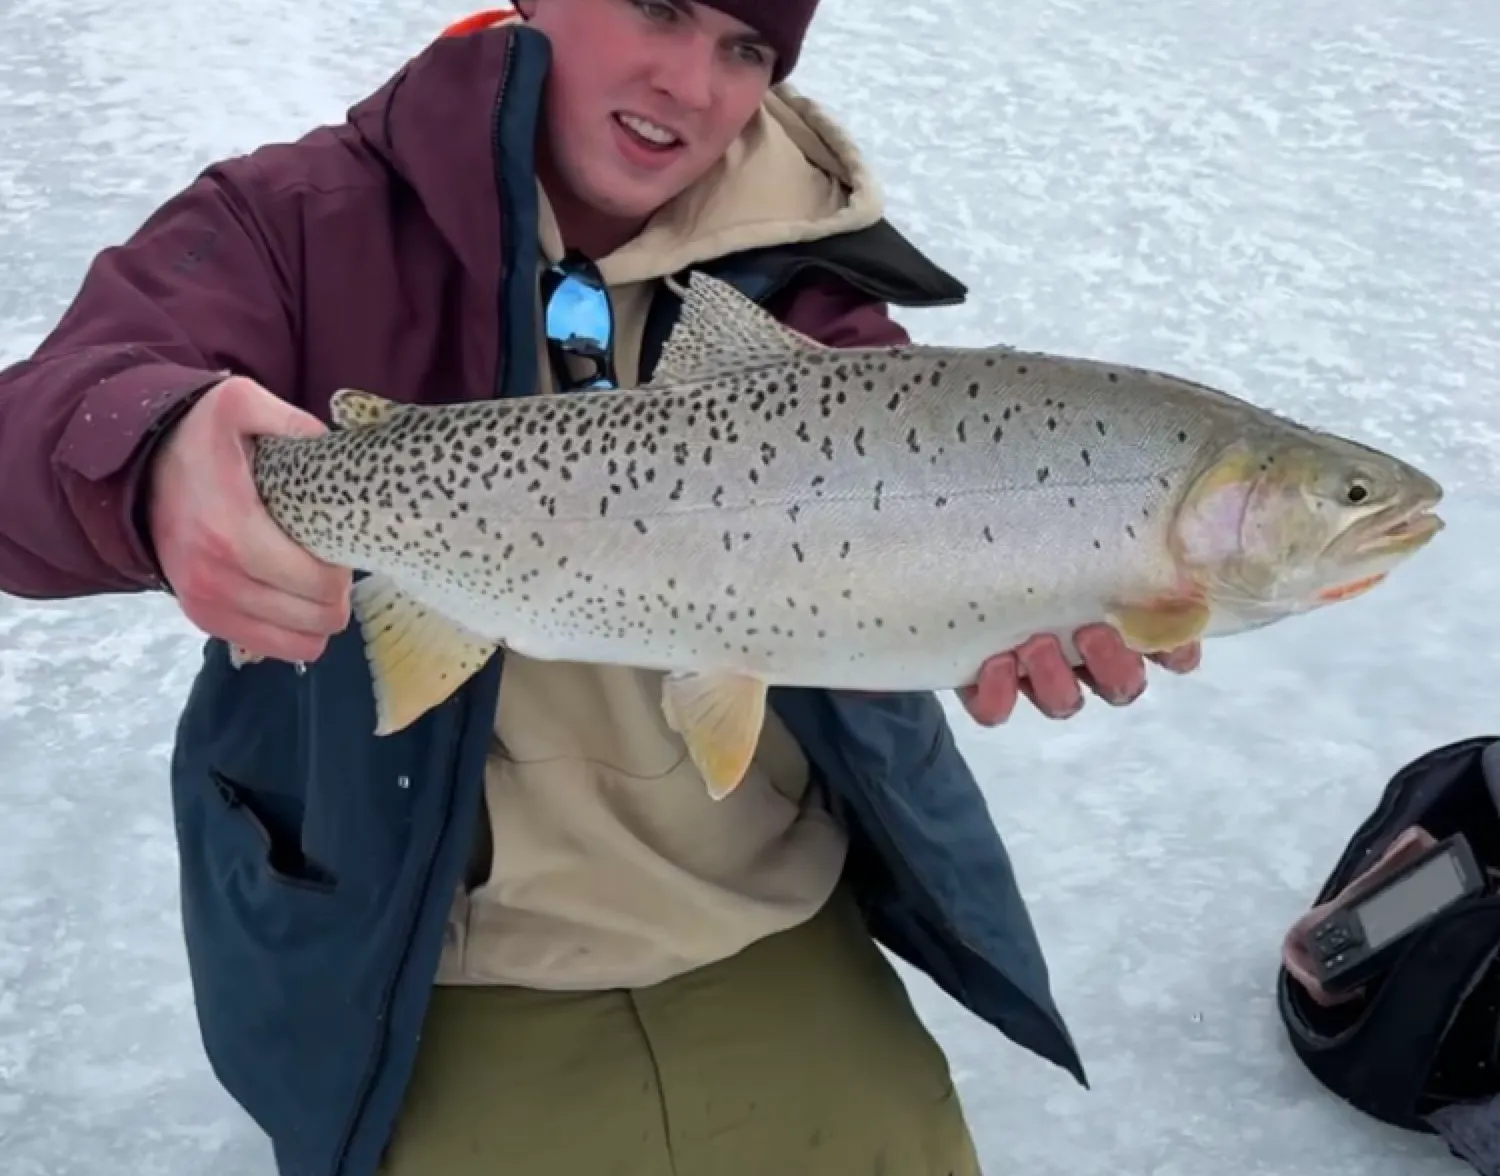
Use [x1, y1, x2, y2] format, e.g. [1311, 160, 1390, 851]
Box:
[146, 376, 352, 664]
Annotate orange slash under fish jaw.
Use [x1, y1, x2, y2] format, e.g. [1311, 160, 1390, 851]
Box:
[1317, 572, 1388, 605]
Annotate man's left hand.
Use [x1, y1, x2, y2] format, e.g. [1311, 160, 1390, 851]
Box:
[960, 623, 1201, 726]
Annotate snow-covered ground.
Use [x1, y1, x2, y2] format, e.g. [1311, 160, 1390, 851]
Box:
[2, 0, 1496, 1172]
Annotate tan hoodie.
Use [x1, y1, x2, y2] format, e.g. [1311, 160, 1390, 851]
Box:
[436, 86, 888, 991]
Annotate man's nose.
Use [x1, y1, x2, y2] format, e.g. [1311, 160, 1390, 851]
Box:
[652, 39, 716, 111]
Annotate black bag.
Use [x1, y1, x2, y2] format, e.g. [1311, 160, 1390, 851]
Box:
[1277, 735, 1500, 1166]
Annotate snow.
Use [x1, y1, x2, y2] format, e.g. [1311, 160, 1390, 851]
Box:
[1, 0, 1496, 1171]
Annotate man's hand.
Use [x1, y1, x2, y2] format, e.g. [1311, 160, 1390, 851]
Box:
[960, 624, 1201, 726]
[146, 376, 352, 664]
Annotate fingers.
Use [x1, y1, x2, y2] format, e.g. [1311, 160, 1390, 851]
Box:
[192, 603, 334, 664]
[149, 376, 353, 664]
[186, 552, 349, 637]
[960, 653, 1020, 725]
[211, 382, 350, 608]
[215, 373, 328, 441]
[1016, 634, 1086, 717]
[229, 504, 352, 610]
[960, 627, 1204, 726]
[1074, 624, 1147, 706]
[1150, 642, 1202, 675]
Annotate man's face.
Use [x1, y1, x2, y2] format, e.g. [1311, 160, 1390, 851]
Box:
[522, 0, 777, 224]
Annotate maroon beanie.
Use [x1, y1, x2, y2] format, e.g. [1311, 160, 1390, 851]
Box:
[699, 0, 820, 82]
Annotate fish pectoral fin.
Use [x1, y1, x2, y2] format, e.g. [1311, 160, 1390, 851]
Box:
[1105, 597, 1212, 653]
[660, 670, 768, 801]
[648, 271, 828, 387]
[351, 574, 500, 736]
[329, 388, 405, 430]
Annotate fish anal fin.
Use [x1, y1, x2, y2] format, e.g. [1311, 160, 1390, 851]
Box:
[351, 574, 500, 735]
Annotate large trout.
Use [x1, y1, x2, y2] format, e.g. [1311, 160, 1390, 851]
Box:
[247, 272, 1444, 798]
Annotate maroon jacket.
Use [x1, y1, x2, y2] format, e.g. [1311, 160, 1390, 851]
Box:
[0, 25, 916, 603]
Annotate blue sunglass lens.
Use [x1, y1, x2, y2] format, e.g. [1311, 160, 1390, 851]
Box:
[545, 274, 612, 345]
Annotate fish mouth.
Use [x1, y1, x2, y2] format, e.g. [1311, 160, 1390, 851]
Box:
[1352, 504, 1445, 556]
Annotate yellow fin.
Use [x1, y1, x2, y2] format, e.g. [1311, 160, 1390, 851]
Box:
[330, 388, 404, 430]
[351, 574, 500, 735]
[1106, 598, 1212, 653]
[660, 670, 768, 800]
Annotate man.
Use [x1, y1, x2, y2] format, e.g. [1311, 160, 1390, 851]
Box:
[0, 2, 1199, 1173]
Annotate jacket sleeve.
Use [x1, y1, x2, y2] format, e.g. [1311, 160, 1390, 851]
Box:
[0, 160, 301, 599]
[771, 269, 914, 350]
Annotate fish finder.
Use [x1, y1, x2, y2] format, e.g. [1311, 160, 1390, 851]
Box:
[1306, 832, 1487, 995]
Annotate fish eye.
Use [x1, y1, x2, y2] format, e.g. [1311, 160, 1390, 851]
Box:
[1345, 478, 1372, 505]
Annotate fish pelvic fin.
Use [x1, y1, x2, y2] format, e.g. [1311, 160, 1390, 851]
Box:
[660, 670, 769, 801]
[650, 271, 828, 386]
[351, 574, 500, 735]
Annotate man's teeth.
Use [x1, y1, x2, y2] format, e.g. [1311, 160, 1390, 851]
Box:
[618, 113, 679, 146]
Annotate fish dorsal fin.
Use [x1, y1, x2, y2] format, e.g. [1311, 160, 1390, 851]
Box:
[648, 271, 828, 387]
[330, 388, 406, 430]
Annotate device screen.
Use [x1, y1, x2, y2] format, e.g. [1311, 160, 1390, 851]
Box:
[1357, 850, 1467, 949]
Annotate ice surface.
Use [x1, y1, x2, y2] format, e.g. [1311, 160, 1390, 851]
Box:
[1, 0, 1496, 1171]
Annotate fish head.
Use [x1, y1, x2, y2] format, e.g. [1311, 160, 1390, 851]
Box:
[1171, 430, 1444, 625]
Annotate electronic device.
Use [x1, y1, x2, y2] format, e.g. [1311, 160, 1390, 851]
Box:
[1307, 832, 1486, 995]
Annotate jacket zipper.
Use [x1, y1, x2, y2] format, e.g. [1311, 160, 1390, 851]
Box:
[329, 32, 519, 1176]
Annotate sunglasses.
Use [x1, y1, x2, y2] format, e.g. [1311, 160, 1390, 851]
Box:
[541, 250, 617, 391]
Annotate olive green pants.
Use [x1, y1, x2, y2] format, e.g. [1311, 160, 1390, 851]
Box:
[379, 888, 983, 1175]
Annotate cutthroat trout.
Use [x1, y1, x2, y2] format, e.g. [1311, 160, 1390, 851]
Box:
[248, 272, 1444, 799]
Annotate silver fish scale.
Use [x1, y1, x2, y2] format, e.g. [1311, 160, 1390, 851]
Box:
[256, 344, 1252, 691]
